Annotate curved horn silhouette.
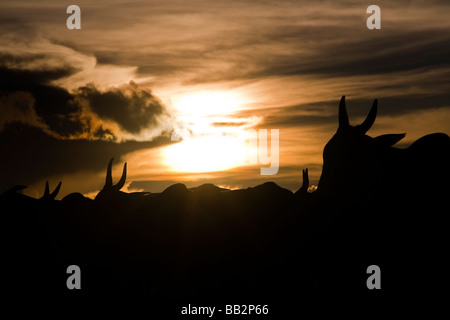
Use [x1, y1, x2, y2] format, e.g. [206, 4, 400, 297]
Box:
[105, 158, 114, 188]
[339, 96, 349, 128]
[357, 99, 377, 133]
[295, 168, 310, 195]
[44, 181, 50, 197]
[51, 182, 62, 199]
[41, 181, 62, 200]
[104, 158, 127, 191]
[302, 168, 309, 191]
[114, 162, 127, 191]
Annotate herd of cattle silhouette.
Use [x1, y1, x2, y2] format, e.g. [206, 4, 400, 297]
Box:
[2, 96, 449, 304]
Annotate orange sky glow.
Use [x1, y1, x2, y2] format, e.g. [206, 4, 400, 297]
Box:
[1, 0, 449, 198]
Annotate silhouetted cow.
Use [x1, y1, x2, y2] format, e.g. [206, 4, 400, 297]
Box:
[310, 96, 450, 294]
[317, 96, 450, 203]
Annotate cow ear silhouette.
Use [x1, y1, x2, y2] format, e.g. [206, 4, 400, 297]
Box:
[356, 99, 377, 134]
[2, 185, 27, 195]
[339, 96, 350, 128]
[374, 133, 406, 146]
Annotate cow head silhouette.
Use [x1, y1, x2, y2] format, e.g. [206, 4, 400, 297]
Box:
[318, 96, 405, 200]
[95, 158, 127, 200]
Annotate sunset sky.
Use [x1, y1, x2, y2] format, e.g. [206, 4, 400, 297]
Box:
[1, 0, 449, 198]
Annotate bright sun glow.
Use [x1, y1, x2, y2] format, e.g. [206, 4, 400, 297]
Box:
[174, 91, 242, 117]
[164, 91, 253, 173]
[164, 135, 247, 172]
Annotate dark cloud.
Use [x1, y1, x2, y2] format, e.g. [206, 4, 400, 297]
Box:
[0, 91, 43, 131]
[74, 82, 167, 135]
[0, 54, 79, 82]
[0, 66, 81, 137]
[0, 65, 174, 141]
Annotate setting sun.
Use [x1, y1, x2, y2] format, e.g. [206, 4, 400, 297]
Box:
[164, 135, 247, 172]
[163, 91, 252, 172]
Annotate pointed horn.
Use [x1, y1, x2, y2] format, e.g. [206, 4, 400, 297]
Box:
[339, 96, 350, 128]
[114, 162, 127, 191]
[50, 181, 62, 199]
[296, 168, 309, 194]
[44, 181, 50, 197]
[302, 168, 309, 190]
[105, 158, 114, 188]
[357, 99, 377, 134]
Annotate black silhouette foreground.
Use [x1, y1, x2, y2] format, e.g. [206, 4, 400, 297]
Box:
[1, 97, 449, 312]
